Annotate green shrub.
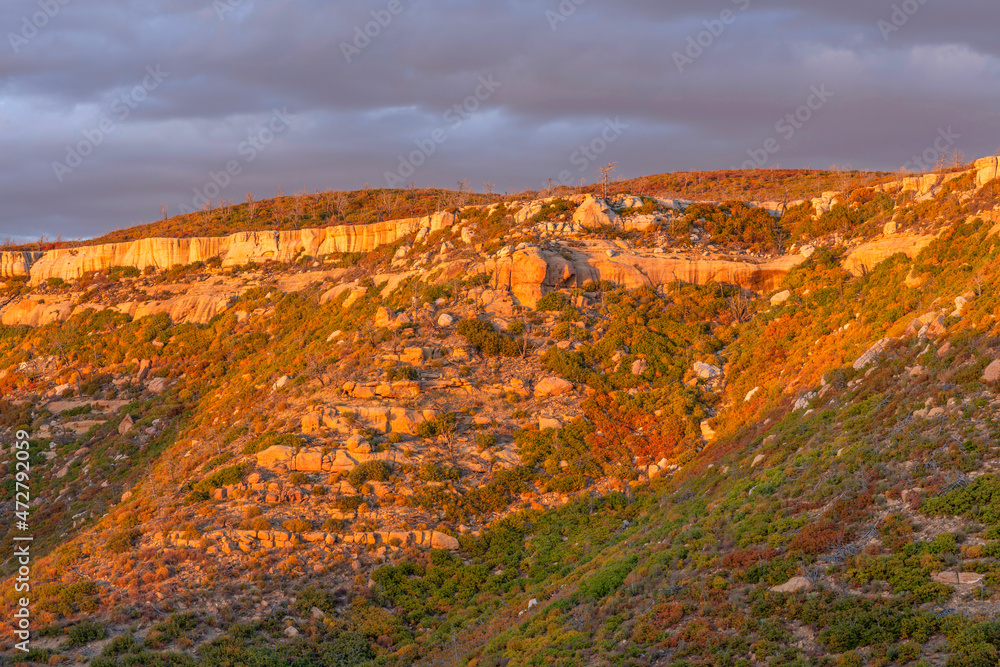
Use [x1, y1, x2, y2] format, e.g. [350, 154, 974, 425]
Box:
[283, 519, 312, 533]
[67, 620, 107, 646]
[321, 518, 345, 533]
[418, 463, 461, 482]
[348, 460, 392, 487]
[457, 319, 523, 357]
[239, 516, 271, 531]
[536, 291, 570, 311]
[415, 412, 457, 439]
[107, 528, 142, 554]
[579, 556, 638, 599]
[107, 266, 141, 280]
[243, 432, 303, 456]
[387, 365, 419, 381]
[190, 463, 252, 501]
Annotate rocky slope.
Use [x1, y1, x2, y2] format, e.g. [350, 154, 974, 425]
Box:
[3, 158, 1000, 666]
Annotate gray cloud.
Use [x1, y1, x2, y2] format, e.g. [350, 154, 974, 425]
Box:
[1, 0, 998, 239]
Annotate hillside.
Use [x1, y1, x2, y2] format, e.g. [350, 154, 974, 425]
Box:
[2, 156, 1000, 666]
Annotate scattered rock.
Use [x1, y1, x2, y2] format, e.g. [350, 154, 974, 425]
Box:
[744, 387, 760, 402]
[770, 290, 791, 306]
[701, 421, 716, 441]
[793, 392, 816, 411]
[751, 454, 765, 468]
[853, 338, 891, 370]
[437, 313, 455, 327]
[118, 414, 134, 435]
[631, 358, 648, 375]
[693, 361, 722, 380]
[770, 576, 812, 594]
[982, 360, 1000, 383]
[931, 571, 983, 585]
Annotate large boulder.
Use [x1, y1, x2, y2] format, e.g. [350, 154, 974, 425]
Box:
[534, 377, 573, 399]
[257, 445, 295, 468]
[693, 361, 722, 380]
[983, 360, 1000, 383]
[975, 155, 999, 188]
[770, 576, 812, 594]
[572, 195, 620, 229]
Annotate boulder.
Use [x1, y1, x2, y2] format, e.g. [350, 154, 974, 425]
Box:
[975, 155, 999, 188]
[983, 360, 1000, 383]
[853, 338, 891, 370]
[257, 445, 295, 468]
[572, 195, 620, 229]
[693, 361, 722, 380]
[534, 377, 573, 399]
[437, 313, 455, 327]
[770, 576, 812, 594]
[770, 290, 791, 306]
[926, 315, 948, 338]
[700, 421, 716, 441]
[932, 571, 984, 585]
[631, 358, 648, 375]
[374, 307, 394, 328]
[118, 414, 134, 435]
[430, 531, 460, 550]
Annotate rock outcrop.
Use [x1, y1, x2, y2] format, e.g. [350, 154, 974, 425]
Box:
[572, 196, 620, 229]
[975, 156, 999, 188]
[841, 234, 936, 276]
[489, 246, 804, 308]
[25, 213, 455, 285]
[0, 251, 43, 278]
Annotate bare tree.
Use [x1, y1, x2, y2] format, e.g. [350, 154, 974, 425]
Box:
[482, 181, 495, 196]
[273, 186, 287, 226]
[160, 202, 168, 222]
[245, 192, 257, 223]
[293, 189, 306, 228]
[599, 162, 618, 200]
[331, 191, 349, 223]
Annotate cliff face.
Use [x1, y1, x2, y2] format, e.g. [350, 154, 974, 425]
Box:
[842, 234, 937, 276]
[0, 252, 44, 278]
[25, 213, 454, 284]
[489, 246, 805, 308]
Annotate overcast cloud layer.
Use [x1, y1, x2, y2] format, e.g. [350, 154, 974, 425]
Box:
[1, 0, 998, 240]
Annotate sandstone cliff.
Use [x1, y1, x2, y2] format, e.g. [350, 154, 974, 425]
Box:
[25, 213, 455, 285]
[0, 251, 44, 278]
[489, 245, 805, 308]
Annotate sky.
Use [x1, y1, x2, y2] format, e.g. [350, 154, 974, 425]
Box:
[1, 0, 999, 240]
